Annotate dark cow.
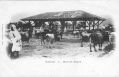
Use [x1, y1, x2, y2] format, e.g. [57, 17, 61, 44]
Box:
[80, 30, 90, 47]
[89, 31, 103, 52]
[101, 30, 110, 43]
[40, 31, 48, 44]
[53, 30, 62, 41]
[20, 31, 29, 42]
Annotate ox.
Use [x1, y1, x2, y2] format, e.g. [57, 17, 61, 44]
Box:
[46, 34, 55, 44]
[89, 31, 103, 52]
[40, 29, 55, 44]
[53, 30, 62, 41]
[73, 30, 80, 38]
[80, 30, 90, 47]
[20, 31, 30, 43]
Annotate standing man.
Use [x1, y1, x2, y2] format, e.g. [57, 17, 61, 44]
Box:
[9, 24, 22, 59]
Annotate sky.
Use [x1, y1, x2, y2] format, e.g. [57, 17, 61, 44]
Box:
[0, 1, 119, 23]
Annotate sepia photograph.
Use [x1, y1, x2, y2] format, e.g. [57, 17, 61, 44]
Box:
[0, 0, 119, 77]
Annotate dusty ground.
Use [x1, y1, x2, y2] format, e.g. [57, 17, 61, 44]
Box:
[19, 34, 113, 59]
[0, 34, 118, 77]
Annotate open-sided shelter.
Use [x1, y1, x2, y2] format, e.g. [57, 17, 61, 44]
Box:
[21, 10, 106, 32]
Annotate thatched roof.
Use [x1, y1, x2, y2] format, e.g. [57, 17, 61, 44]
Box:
[21, 10, 106, 21]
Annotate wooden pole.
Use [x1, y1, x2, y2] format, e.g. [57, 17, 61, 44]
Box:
[93, 21, 99, 29]
[72, 21, 77, 31]
[39, 21, 42, 28]
[92, 21, 95, 30]
[84, 21, 86, 29]
[51, 21, 53, 31]
[86, 21, 91, 31]
[89, 21, 91, 30]
[42, 21, 45, 28]
[89, 21, 93, 30]
[60, 21, 64, 32]
[60, 20, 65, 39]
[48, 21, 53, 30]
[98, 20, 104, 26]
[97, 20, 99, 30]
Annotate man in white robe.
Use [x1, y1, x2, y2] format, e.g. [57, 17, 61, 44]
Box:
[9, 24, 22, 58]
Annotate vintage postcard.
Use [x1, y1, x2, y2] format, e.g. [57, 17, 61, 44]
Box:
[0, 0, 119, 77]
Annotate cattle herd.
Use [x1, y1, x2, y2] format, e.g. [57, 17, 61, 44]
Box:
[73, 29, 115, 52]
[6, 24, 115, 59]
[20, 26, 115, 51]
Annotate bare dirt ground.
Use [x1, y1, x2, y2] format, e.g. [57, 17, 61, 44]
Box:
[19, 34, 113, 59]
[0, 34, 118, 77]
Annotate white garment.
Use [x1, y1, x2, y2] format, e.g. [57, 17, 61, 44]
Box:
[13, 30, 21, 40]
[109, 32, 115, 43]
[10, 30, 22, 52]
[11, 38, 22, 52]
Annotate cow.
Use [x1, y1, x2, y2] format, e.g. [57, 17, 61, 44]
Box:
[40, 31, 48, 44]
[80, 30, 91, 47]
[20, 31, 29, 43]
[46, 33, 55, 44]
[53, 30, 62, 41]
[101, 30, 110, 43]
[89, 31, 103, 52]
[73, 30, 80, 38]
[39, 28, 53, 44]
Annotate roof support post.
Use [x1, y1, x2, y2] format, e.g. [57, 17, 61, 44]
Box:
[38, 21, 43, 28]
[83, 21, 86, 30]
[96, 20, 100, 30]
[92, 21, 97, 30]
[28, 20, 31, 28]
[96, 20, 104, 30]
[86, 21, 91, 31]
[89, 20, 95, 30]
[60, 21, 65, 33]
[28, 20, 33, 38]
[48, 21, 53, 30]
[60, 20, 65, 39]
[92, 21, 95, 30]
[42, 21, 45, 28]
[72, 21, 77, 31]
[53, 21, 57, 30]
[92, 20, 99, 30]
[89, 21, 91, 30]
[54, 21, 58, 30]
[34, 21, 39, 27]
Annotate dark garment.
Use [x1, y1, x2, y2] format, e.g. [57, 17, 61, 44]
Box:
[7, 42, 13, 57]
